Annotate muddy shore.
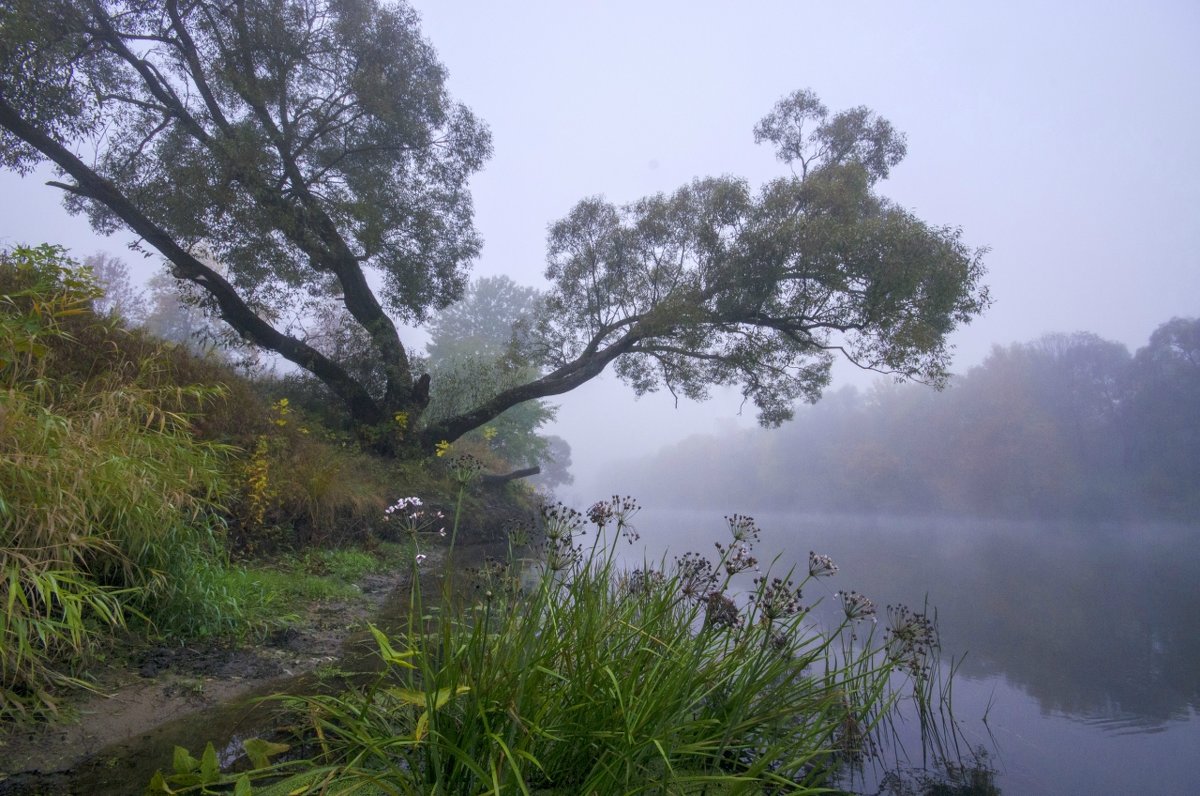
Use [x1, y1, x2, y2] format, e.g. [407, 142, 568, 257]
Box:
[0, 562, 416, 794]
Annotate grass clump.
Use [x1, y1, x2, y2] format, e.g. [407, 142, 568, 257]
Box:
[160, 490, 942, 794]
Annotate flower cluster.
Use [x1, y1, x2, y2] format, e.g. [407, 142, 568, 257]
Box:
[624, 568, 666, 596]
[836, 590, 877, 622]
[704, 590, 742, 630]
[468, 557, 516, 600]
[449, 453, 483, 484]
[674, 551, 718, 602]
[752, 576, 805, 622]
[586, 500, 613, 528]
[503, 519, 531, 548]
[384, 496, 446, 565]
[884, 604, 938, 678]
[714, 514, 760, 575]
[715, 539, 758, 576]
[725, 514, 761, 545]
[587, 495, 641, 542]
[539, 501, 584, 572]
[541, 501, 585, 540]
[385, 496, 422, 516]
[808, 551, 838, 578]
[384, 496, 447, 536]
[543, 534, 579, 572]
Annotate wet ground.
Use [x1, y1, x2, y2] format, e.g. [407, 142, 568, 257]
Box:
[0, 568, 406, 794]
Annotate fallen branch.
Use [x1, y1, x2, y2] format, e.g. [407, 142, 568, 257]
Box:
[480, 466, 541, 487]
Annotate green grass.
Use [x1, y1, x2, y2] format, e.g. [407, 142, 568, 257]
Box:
[0, 246, 433, 717]
[154, 495, 943, 794]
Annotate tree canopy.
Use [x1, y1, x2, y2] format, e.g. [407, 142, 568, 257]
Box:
[0, 0, 989, 457]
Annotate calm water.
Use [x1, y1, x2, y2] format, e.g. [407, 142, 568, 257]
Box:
[17, 523, 1196, 794]
[625, 509, 1200, 795]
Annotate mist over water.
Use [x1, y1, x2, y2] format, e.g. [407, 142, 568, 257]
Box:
[610, 508, 1200, 795]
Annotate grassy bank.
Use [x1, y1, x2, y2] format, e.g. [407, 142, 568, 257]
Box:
[2, 247, 956, 793]
[0, 245, 533, 719]
[152, 496, 947, 795]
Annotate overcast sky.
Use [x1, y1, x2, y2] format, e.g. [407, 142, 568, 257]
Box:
[1, 1, 1197, 491]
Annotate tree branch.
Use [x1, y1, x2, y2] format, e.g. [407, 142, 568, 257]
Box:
[0, 94, 385, 426]
[221, 5, 417, 410]
[420, 327, 644, 447]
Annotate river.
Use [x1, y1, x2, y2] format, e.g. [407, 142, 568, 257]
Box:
[623, 508, 1200, 795]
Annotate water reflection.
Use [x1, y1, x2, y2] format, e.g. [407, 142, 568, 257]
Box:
[632, 511, 1200, 730]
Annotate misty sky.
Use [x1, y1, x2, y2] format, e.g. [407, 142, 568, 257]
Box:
[1, 1, 1197, 488]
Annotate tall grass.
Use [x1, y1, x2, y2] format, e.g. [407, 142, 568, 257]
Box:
[0, 246, 240, 716]
[161, 489, 945, 794]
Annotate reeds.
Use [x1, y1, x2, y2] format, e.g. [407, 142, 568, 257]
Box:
[206, 495, 948, 794]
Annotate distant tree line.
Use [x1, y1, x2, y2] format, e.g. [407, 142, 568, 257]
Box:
[614, 318, 1200, 521]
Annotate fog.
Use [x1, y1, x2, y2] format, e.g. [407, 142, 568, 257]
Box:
[585, 324, 1200, 522]
[3, 7, 1197, 790]
[1, 1, 1197, 492]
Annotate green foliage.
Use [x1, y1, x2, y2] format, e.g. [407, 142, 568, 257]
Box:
[424, 275, 542, 363]
[146, 738, 290, 795]
[152, 559, 283, 640]
[535, 150, 988, 428]
[229, 397, 394, 552]
[420, 275, 562, 474]
[0, 0, 988, 454]
[175, 500, 941, 794]
[0, 245, 255, 715]
[420, 351, 556, 468]
[1122, 317, 1200, 516]
[0, 0, 491, 324]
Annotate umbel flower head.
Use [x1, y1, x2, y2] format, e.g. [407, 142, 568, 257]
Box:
[704, 590, 742, 630]
[384, 496, 445, 538]
[752, 576, 804, 622]
[674, 552, 718, 603]
[587, 495, 642, 542]
[884, 604, 939, 678]
[541, 501, 584, 541]
[808, 551, 838, 578]
[836, 590, 876, 622]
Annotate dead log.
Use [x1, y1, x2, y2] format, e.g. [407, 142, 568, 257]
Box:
[480, 465, 541, 487]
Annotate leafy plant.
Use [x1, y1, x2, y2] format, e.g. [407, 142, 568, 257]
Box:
[167, 492, 948, 793]
[146, 739, 291, 795]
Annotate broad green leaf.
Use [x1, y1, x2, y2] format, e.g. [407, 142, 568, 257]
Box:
[171, 745, 198, 775]
[390, 685, 469, 741]
[199, 742, 220, 783]
[243, 737, 290, 769]
[146, 770, 173, 795]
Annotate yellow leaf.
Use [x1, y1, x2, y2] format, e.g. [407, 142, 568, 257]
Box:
[369, 624, 416, 669]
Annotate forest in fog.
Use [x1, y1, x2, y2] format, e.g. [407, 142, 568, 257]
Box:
[607, 318, 1200, 521]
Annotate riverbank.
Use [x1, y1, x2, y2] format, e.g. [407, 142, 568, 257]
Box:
[0, 557, 413, 792]
[0, 524, 528, 796]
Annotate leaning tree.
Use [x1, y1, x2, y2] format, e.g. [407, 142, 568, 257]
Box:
[0, 0, 988, 456]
